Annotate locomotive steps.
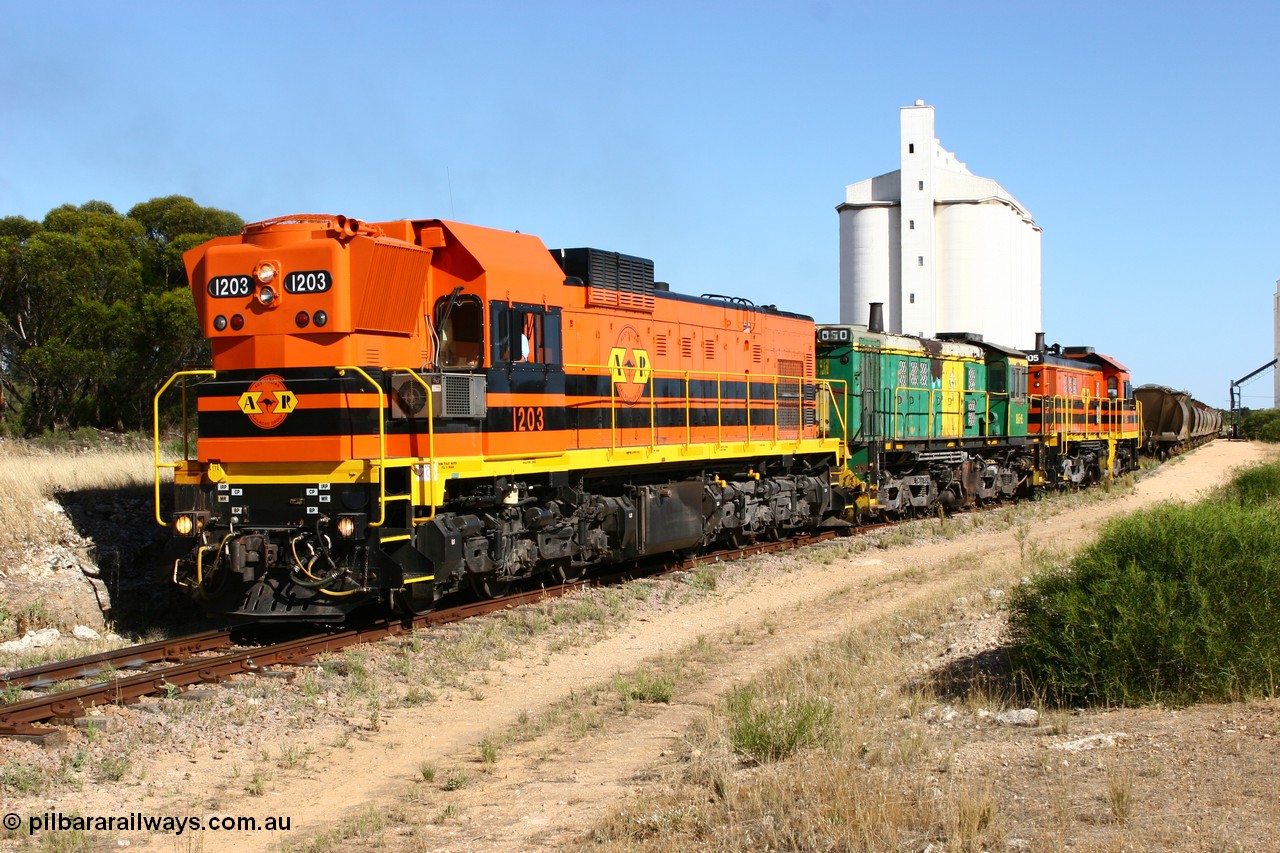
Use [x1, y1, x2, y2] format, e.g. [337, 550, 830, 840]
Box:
[0, 440, 1272, 851]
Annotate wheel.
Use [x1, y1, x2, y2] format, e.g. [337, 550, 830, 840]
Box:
[546, 560, 582, 586]
[470, 574, 513, 600]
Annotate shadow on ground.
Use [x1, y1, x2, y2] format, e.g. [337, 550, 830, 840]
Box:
[55, 483, 211, 636]
[919, 645, 1027, 705]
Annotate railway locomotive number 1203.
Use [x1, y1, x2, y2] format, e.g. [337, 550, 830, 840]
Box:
[513, 406, 545, 431]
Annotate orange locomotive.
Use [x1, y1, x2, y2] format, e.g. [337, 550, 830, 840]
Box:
[1025, 339, 1140, 484]
[157, 215, 843, 618]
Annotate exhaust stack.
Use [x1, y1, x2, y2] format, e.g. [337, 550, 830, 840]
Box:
[868, 302, 885, 334]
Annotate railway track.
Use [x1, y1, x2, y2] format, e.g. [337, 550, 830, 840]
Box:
[0, 527, 854, 744]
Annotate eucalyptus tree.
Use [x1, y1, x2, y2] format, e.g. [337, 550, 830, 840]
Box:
[0, 197, 242, 433]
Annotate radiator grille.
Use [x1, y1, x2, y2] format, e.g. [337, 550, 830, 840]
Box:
[355, 240, 431, 334]
[777, 358, 804, 435]
[552, 248, 655, 313]
[442, 374, 485, 418]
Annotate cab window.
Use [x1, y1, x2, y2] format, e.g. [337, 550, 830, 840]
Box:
[435, 294, 484, 368]
[989, 364, 1007, 395]
[1011, 365, 1028, 401]
[491, 304, 561, 365]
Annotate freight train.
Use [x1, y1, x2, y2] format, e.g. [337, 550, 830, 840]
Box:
[1135, 384, 1223, 458]
[155, 214, 1144, 620]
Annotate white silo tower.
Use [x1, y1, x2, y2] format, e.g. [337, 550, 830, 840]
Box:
[837, 102, 1042, 349]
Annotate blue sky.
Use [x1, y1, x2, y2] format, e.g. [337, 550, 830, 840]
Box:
[3, 1, 1276, 407]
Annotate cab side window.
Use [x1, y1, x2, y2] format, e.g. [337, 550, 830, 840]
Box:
[492, 304, 562, 365]
[1011, 365, 1028, 401]
[436, 294, 484, 368]
[989, 364, 1007, 395]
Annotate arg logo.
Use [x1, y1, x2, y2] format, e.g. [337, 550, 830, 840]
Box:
[238, 374, 298, 429]
[608, 325, 651, 406]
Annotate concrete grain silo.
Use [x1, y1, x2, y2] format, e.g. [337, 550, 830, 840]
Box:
[837, 102, 1041, 349]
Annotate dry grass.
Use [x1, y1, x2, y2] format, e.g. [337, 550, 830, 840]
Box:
[586, 595, 1015, 852]
[0, 440, 155, 556]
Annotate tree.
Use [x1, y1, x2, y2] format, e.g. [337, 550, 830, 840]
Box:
[1241, 408, 1280, 443]
[128, 195, 243, 290]
[0, 197, 242, 434]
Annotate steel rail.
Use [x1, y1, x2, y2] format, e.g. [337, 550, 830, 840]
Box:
[1, 627, 244, 689]
[0, 525, 876, 741]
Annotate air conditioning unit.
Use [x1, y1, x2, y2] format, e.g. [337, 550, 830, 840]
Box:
[390, 374, 487, 420]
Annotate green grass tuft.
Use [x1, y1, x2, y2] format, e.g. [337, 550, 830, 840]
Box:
[723, 683, 837, 763]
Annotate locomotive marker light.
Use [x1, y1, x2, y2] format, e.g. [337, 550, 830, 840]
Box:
[172, 512, 206, 536]
[254, 261, 279, 284]
[257, 284, 278, 306]
[336, 514, 366, 538]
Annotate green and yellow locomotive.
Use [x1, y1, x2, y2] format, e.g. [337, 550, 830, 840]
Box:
[816, 308, 1140, 519]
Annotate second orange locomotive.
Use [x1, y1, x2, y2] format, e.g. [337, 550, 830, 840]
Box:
[162, 215, 843, 618]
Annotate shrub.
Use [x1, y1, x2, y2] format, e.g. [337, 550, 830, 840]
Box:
[615, 668, 676, 704]
[723, 683, 836, 763]
[1218, 460, 1280, 507]
[1240, 409, 1280, 442]
[1008, 494, 1280, 706]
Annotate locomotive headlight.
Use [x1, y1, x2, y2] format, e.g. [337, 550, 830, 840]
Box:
[257, 285, 278, 306]
[254, 262, 279, 284]
[337, 516, 356, 538]
[174, 514, 195, 536]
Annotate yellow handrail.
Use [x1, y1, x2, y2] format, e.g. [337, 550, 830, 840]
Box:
[716, 373, 723, 447]
[337, 365, 389, 527]
[386, 368, 438, 523]
[153, 369, 217, 526]
[684, 371, 692, 449]
[560, 362, 826, 454]
[817, 379, 848, 466]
